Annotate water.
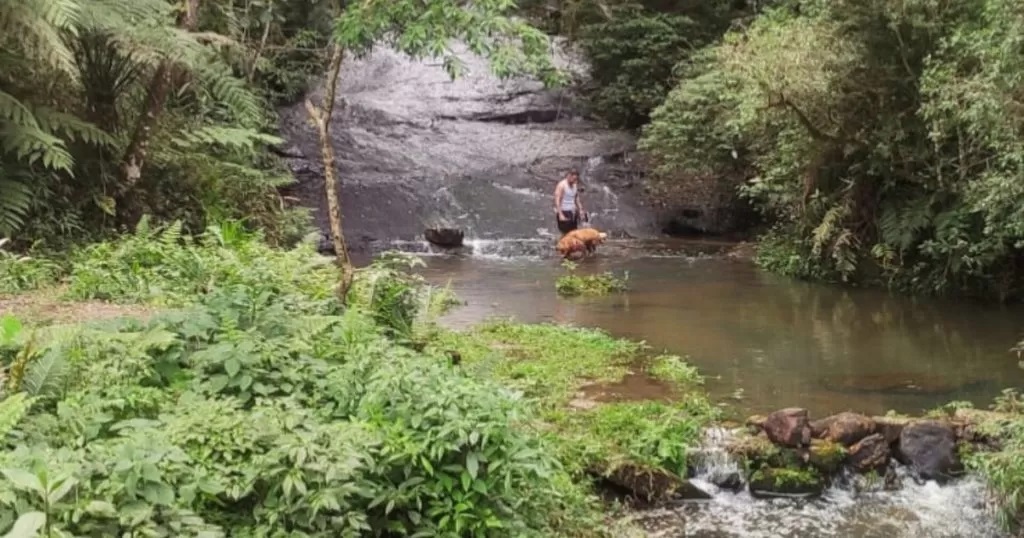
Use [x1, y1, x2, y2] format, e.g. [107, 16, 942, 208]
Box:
[405, 240, 1024, 418]
[640, 428, 1006, 538]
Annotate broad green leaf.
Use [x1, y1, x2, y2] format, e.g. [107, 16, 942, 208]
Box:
[2, 469, 43, 494]
[2, 511, 45, 538]
[466, 452, 479, 480]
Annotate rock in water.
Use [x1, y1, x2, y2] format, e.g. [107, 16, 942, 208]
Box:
[763, 408, 812, 448]
[822, 412, 876, 446]
[873, 415, 913, 445]
[748, 467, 824, 499]
[849, 433, 890, 473]
[897, 420, 963, 482]
[424, 228, 464, 248]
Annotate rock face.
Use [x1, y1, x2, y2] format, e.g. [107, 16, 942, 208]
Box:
[897, 420, 963, 482]
[595, 463, 709, 503]
[849, 434, 890, 473]
[424, 228, 464, 247]
[277, 42, 666, 251]
[763, 408, 812, 448]
[821, 412, 876, 446]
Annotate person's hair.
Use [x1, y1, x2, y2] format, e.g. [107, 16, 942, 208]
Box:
[566, 168, 579, 178]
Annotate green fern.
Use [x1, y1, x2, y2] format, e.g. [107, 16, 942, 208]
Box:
[0, 171, 34, 236]
[20, 348, 70, 398]
[0, 393, 35, 437]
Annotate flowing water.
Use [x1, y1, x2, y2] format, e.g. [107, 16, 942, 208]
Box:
[394, 241, 1022, 537]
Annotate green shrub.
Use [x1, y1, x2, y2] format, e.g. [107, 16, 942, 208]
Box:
[555, 266, 629, 297]
[0, 283, 610, 537]
[0, 239, 62, 294]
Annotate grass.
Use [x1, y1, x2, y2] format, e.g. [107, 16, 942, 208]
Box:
[431, 320, 720, 477]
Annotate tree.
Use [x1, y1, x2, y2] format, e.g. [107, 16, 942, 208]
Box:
[307, 0, 563, 303]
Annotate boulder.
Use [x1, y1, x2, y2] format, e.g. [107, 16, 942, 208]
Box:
[810, 415, 838, 439]
[748, 467, 824, 499]
[872, 415, 913, 445]
[763, 408, 812, 447]
[807, 439, 847, 474]
[745, 414, 767, 432]
[897, 420, 964, 482]
[424, 228, 464, 248]
[848, 433, 890, 473]
[708, 470, 743, 492]
[822, 412, 876, 446]
[727, 433, 781, 468]
[593, 463, 709, 503]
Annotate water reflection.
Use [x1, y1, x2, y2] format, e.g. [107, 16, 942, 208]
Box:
[418, 253, 1024, 416]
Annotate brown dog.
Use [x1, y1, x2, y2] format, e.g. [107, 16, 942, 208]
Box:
[556, 228, 607, 259]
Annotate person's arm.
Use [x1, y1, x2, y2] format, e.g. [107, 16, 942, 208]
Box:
[554, 182, 565, 219]
[576, 188, 584, 218]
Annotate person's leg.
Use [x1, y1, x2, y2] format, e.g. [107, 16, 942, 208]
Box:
[557, 211, 577, 235]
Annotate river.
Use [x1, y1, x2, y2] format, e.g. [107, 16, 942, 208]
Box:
[402, 238, 1024, 418]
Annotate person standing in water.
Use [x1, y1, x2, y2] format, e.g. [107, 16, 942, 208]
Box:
[553, 168, 586, 235]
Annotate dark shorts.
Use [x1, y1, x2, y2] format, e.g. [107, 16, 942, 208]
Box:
[556, 211, 578, 234]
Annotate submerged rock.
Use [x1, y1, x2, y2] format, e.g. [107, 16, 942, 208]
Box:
[748, 467, 825, 499]
[424, 227, 464, 247]
[897, 420, 964, 483]
[849, 433, 890, 473]
[763, 408, 812, 448]
[821, 412, 876, 446]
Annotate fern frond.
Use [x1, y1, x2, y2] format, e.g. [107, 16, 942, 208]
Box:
[0, 393, 35, 437]
[0, 175, 34, 236]
[160, 220, 183, 247]
[174, 125, 283, 151]
[0, 124, 73, 172]
[0, 0, 81, 75]
[32, 107, 116, 147]
[20, 349, 69, 398]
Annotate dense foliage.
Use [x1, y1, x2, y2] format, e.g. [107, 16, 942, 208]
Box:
[639, 0, 1024, 301]
[0, 0, 335, 247]
[0, 227, 717, 536]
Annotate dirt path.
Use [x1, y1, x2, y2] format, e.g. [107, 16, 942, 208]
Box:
[0, 287, 157, 325]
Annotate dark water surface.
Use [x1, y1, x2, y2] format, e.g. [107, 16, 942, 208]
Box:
[413, 240, 1024, 417]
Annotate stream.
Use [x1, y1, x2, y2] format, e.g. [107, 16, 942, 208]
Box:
[366, 239, 1023, 537]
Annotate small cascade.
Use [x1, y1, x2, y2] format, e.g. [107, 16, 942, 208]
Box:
[688, 427, 744, 493]
[623, 425, 1008, 538]
[582, 155, 622, 222]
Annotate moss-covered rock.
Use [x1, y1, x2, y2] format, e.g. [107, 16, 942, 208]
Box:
[749, 467, 825, 499]
[808, 439, 848, 474]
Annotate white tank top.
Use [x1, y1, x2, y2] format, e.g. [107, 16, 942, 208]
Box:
[560, 182, 577, 211]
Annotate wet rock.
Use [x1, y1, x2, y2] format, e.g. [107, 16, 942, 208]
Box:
[897, 420, 964, 483]
[727, 433, 781, 468]
[593, 463, 708, 503]
[763, 408, 812, 448]
[424, 228, 464, 248]
[748, 467, 824, 499]
[808, 439, 847, 474]
[872, 415, 913, 445]
[708, 471, 743, 492]
[848, 433, 890, 473]
[821, 412, 876, 446]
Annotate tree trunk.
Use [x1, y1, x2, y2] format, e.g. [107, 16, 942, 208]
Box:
[118, 0, 200, 203]
[305, 44, 355, 304]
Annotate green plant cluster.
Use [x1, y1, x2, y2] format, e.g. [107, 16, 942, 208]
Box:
[555, 262, 629, 297]
[0, 236, 630, 537]
[639, 0, 1024, 301]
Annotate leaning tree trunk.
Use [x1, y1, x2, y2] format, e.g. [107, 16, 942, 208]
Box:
[118, 0, 200, 219]
[304, 44, 355, 304]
